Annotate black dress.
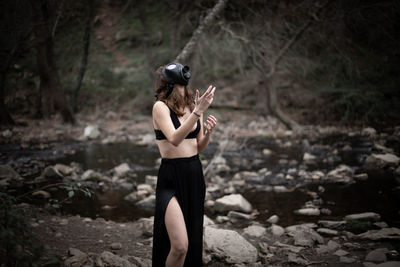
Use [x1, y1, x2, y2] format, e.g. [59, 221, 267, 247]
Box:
[152, 103, 206, 266]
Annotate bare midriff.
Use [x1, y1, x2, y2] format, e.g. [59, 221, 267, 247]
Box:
[156, 139, 198, 158]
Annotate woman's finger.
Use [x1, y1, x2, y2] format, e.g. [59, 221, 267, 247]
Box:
[195, 89, 199, 102]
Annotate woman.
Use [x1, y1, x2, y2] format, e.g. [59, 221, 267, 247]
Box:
[151, 62, 217, 267]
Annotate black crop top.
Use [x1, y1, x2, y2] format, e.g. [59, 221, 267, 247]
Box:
[154, 102, 200, 140]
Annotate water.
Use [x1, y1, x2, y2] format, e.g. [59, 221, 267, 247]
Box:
[2, 135, 399, 227]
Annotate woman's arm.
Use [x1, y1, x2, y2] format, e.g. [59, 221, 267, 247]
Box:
[153, 86, 215, 147]
[197, 114, 217, 153]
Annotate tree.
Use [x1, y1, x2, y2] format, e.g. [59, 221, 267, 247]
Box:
[72, 0, 95, 113]
[175, 0, 229, 63]
[31, 0, 75, 123]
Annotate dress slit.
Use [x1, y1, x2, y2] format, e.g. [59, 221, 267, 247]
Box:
[152, 154, 205, 267]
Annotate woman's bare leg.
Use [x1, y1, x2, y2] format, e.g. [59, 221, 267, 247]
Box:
[165, 196, 188, 267]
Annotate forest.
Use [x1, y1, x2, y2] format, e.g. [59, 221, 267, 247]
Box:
[1, 0, 400, 266]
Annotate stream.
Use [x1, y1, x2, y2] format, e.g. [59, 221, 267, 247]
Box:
[1, 133, 399, 228]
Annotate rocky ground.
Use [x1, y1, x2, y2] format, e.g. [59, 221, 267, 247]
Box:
[1, 109, 400, 266]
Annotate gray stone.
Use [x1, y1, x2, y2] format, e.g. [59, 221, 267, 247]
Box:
[137, 217, 154, 237]
[227, 211, 254, 222]
[365, 248, 389, 263]
[64, 247, 88, 267]
[243, 225, 266, 238]
[267, 215, 279, 224]
[318, 220, 347, 229]
[214, 194, 252, 213]
[145, 175, 157, 187]
[135, 195, 156, 209]
[110, 242, 122, 250]
[325, 164, 354, 183]
[357, 227, 400, 240]
[97, 250, 136, 267]
[54, 164, 74, 176]
[32, 190, 51, 198]
[340, 256, 356, 263]
[334, 249, 349, 256]
[83, 125, 100, 139]
[317, 228, 338, 236]
[345, 212, 381, 221]
[294, 208, 320, 216]
[365, 153, 400, 168]
[203, 215, 215, 226]
[354, 173, 369, 181]
[114, 163, 131, 176]
[273, 241, 304, 253]
[286, 224, 324, 247]
[204, 226, 258, 263]
[271, 225, 285, 236]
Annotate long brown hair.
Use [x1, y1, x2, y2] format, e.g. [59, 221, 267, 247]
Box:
[154, 65, 195, 117]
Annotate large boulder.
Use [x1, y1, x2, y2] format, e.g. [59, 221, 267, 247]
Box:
[214, 194, 252, 213]
[204, 226, 258, 263]
[357, 227, 400, 240]
[365, 153, 400, 168]
[344, 212, 381, 222]
[96, 251, 136, 267]
[0, 165, 24, 187]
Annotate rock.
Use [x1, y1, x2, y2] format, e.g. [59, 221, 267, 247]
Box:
[84, 125, 100, 139]
[32, 190, 51, 198]
[54, 164, 74, 176]
[204, 215, 214, 226]
[316, 240, 340, 254]
[318, 220, 347, 229]
[64, 247, 88, 266]
[286, 224, 324, 247]
[97, 250, 136, 267]
[294, 208, 320, 216]
[204, 226, 258, 263]
[110, 242, 122, 250]
[288, 252, 310, 265]
[363, 262, 400, 267]
[357, 228, 400, 240]
[227, 211, 254, 222]
[273, 241, 304, 253]
[273, 185, 290, 193]
[243, 225, 266, 238]
[271, 225, 285, 236]
[136, 133, 154, 146]
[334, 249, 349, 256]
[340, 256, 356, 263]
[114, 163, 131, 177]
[354, 173, 369, 181]
[374, 222, 389, 228]
[317, 228, 338, 236]
[135, 195, 156, 209]
[325, 164, 354, 183]
[362, 127, 377, 138]
[0, 165, 24, 186]
[267, 215, 279, 224]
[365, 248, 389, 263]
[214, 194, 252, 213]
[42, 166, 64, 179]
[1, 129, 12, 138]
[303, 152, 317, 161]
[345, 212, 381, 221]
[137, 217, 154, 237]
[137, 184, 154, 194]
[215, 216, 229, 223]
[81, 170, 106, 181]
[262, 149, 273, 157]
[145, 175, 157, 187]
[59, 218, 69, 225]
[365, 153, 400, 168]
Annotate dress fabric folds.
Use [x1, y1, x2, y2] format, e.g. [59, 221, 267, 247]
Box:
[152, 154, 206, 267]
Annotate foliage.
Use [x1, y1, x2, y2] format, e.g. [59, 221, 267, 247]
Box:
[0, 188, 45, 266]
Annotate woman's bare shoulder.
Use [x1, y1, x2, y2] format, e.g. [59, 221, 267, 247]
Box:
[153, 100, 169, 114]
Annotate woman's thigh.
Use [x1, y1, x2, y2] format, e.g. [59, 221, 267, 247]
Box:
[164, 196, 188, 249]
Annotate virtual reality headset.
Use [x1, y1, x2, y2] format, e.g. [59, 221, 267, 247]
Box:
[161, 62, 191, 86]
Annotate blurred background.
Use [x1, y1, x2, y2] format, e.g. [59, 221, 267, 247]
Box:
[1, 0, 399, 127]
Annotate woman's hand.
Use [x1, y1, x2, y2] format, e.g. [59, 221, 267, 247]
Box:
[194, 85, 216, 114]
[204, 115, 217, 135]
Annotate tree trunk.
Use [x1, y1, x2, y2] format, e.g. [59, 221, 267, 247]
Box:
[175, 0, 229, 63]
[34, 0, 75, 123]
[0, 72, 15, 126]
[137, 2, 154, 80]
[72, 0, 94, 113]
[265, 76, 299, 130]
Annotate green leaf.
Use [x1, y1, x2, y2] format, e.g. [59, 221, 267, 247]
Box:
[68, 191, 74, 198]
